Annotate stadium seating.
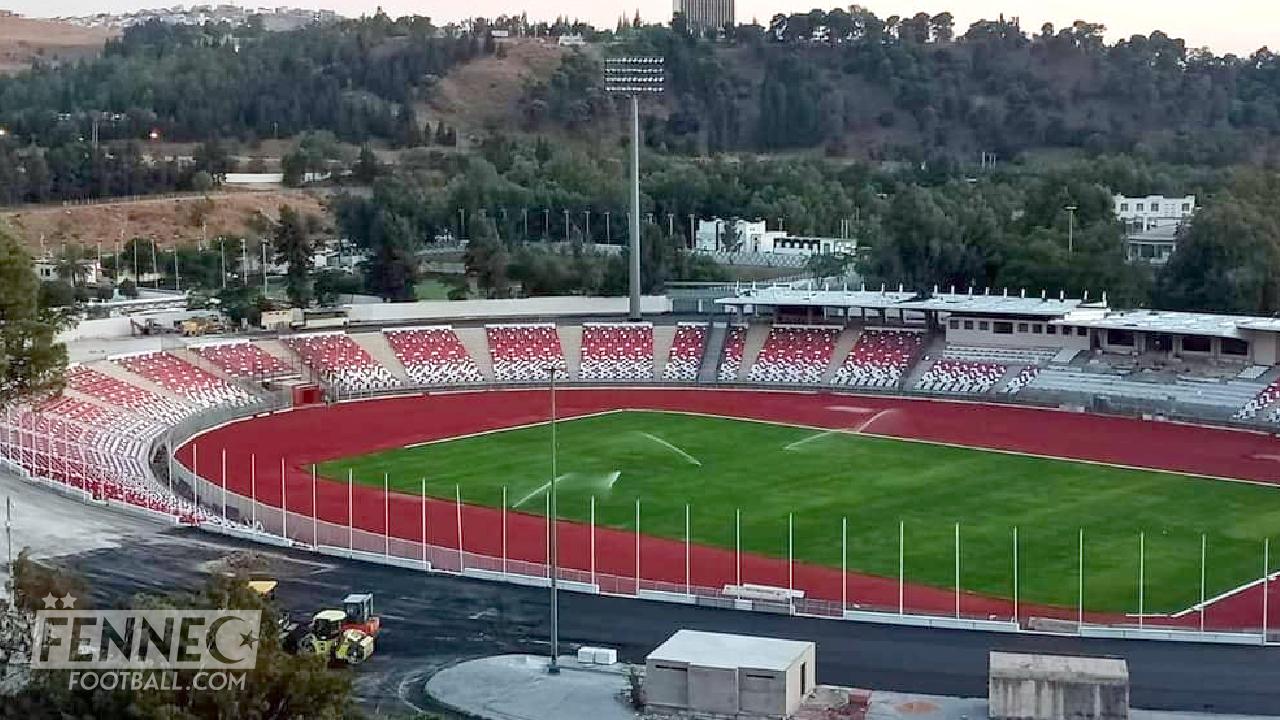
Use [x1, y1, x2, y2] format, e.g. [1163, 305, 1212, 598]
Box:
[916, 359, 1008, 394]
[1030, 367, 1260, 411]
[717, 326, 747, 381]
[579, 323, 654, 381]
[831, 330, 925, 388]
[748, 327, 840, 384]
[383, 327, 484, 385]
[193, 341, 292, 379]
[1002, 366, 1041, 394]
[1235, 378, 1280, 420]
[284, 332, 400, 393]
[663, 323, 708, 382]
[115, 352, 255, 408]
[486, 324, 567, 381]
[943, 345, 1059, 365]
[64, 365, 195, 422]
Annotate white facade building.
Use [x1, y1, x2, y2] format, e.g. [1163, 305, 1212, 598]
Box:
[1113, 194, 1196, 265]
[695, 218, 856, 256]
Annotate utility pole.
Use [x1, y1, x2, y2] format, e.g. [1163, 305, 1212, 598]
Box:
[563, 208, 570, 242]
[543, 208, 550, 240]
[605, 211, 611, 243]
[605, 56, 665, 322]
[220, 239, 227, 289]
[583, 210, 590, 242]
[689, 214, 695, 250]
[546, 366, 561, 674]
[1066, 205, 1078, 254]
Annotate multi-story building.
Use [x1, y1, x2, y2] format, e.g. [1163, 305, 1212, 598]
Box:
[676, 0, 735, 34]
[1113, 194, 1196, 265]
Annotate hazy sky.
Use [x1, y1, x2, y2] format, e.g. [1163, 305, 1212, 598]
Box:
[11, 0, 1275, 55]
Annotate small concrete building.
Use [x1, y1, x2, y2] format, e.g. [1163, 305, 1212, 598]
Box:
[645, 630, 816, 719]
[989, 651, 1128, 720]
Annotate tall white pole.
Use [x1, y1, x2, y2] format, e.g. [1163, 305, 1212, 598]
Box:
[1264, 538, 1271, 643]
[1200, 534, 1207, 633]
[311, 465, 317, 546]
[250, 453, 256, 529]
[193, 444, 199, 510]
[347, 468, 353, 553]
[220, 449, 227, 523]
[502, 486, 508, 574]
[735, 508, 741, 586]
[1078, 528, 1085, 627]
[421, 479, 428, 566]
[383, 473, 390, 558]
[898, 520, 905, 615]
[455, 484, 464, 571]
[684, 503, 690, 595]
[1013, 526, 1019, 625]
[1138, 532, 1146, 629]
[589, 495, 596, 586]
[841, 516, 847, 612]
[280, 457, 287, 541]
[788, 512, 794, 593]
[954, 522, 961, 619]
[628, 93, 642, 321]
[635, 497, 641, 594]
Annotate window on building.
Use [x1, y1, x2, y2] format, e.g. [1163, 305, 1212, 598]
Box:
[1120, 203, 1129, 212]
[1222, 338, 1249, 356]
[1031, 324, 1043, 334]
[1047, 325, 1057, 335]
[1017, 323, 1029, 333]
[1182, 203, 1191, 212]
[979, 321, 990, 331]
[993, 321, 1013, 335]
[1107, 330, 1135, 346]
[949, 320, 959, 330]
[1182, 335, 1211, 353]
[1077, 326, 1087, 337]
[1135, 203, 1144, 211]
[963, 320, 974, 330]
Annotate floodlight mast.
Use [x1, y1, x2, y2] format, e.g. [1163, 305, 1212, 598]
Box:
[604, 57, 665, 321]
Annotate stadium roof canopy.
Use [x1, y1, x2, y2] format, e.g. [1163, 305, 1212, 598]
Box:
[716, 288, 1093, 317]
[1053, 309, 1280, 339]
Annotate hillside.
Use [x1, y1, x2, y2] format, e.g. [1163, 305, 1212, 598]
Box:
[0, 15, 115, 74]
[1, 189, 327, 250]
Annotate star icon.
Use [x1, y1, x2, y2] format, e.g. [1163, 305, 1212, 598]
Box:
[41, 593, 58, 609]
[60, 594, 77, 609]
[239, 631, 259, 648]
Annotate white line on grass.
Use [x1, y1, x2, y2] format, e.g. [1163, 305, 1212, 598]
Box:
[638, 432, 702, 466]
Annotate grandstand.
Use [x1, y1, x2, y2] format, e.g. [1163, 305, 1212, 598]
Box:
[284, 331, 399, 394]
[384, 326, 484, 385]
[192, 340, 293, 380]
[717, 325, 747, 381]
[579, 323, 654, 381]
[663, 322, 708, 382]
[916, 358, 1008, 394]
[747, 326, 839, 384]
[114, 351, 255, 408]
[831, 330, 924, 388]
[486, 324, 567, 381]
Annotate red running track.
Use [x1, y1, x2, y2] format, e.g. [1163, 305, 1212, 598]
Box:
[179, 388, 1280, 629]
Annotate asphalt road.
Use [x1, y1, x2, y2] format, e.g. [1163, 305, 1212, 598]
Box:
[9, 473, 1279, 716]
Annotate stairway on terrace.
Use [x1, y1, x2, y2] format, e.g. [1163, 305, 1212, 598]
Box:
[697, 322, 728, 383]
[557, 324, 583, 381]
[737, 323, 772, 381]
[821, 327, 862, 384]
[453, 327, 496, 382]
[652, 324, 677, 379]
[348, 331, 409, 384]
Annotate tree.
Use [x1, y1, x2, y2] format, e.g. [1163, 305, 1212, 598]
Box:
[273, 205, 313, 307]
[0, 227, 68, 408]
[463, 216, 510, 297]
[119, 277, 139, 298]
[314, 269, 362, 305]
[363, 210, 421, 302]
[354, 145, 382, 183]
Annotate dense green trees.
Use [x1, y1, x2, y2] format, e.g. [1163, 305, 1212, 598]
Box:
[274, 205, 313, 307]
[0, 226, 67, 408]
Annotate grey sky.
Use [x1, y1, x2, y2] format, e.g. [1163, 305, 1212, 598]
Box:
[10, 0, 1273, 55]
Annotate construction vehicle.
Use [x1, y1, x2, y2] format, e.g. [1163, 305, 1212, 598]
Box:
[181, 314, 224, 336]
[294, 593, 380, 665]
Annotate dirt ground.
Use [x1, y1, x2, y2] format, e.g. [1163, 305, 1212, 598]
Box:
[0, 15, 115, 74]
[1, 189, 330, 250]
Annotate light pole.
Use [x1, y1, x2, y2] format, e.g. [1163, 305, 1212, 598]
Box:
[546, 364, 561, 674]
[605, 56, 665, 321]
[1065, 205, 1078, 254]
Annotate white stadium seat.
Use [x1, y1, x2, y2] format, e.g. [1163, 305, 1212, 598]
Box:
[580, 323, 654, 381]
[663, 323, 708, 382]
[831, 330, 924, 388]
[486, 324, 567, 382]
[384, 327, 484, 385]
[747, 327, 840, 384]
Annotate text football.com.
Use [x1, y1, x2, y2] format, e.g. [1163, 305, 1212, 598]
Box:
[31, 594, 261, 690]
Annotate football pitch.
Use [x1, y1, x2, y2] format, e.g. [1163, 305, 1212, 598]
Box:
[316, 410, 1280, 613]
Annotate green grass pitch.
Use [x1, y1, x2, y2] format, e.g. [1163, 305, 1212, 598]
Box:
[316, 410, 1280, 613]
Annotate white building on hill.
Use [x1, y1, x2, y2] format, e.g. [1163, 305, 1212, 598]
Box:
[1113, 194, 1196, 265]
[695, 218, 856, 257]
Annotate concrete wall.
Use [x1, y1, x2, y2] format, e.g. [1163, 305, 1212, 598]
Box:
[990, 677, 1128, 720]
[688, 665, 738, 715]
[57, 316, 134, 342]
[646, 662, 691, 708]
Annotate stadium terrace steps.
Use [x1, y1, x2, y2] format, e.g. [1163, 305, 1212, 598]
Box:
[168, 346, 232, 381]
[822, 327, 863, 383]
[737, 324, 772, 381]
[698, 322, 728, 383]
[253, 338, 303, 372]
[652, 324, 677, 379]
[556, 324, 583, 381]
[454, 327, 496, 381]
[96, 357, 189, 404]
[348, 331, 410, 383]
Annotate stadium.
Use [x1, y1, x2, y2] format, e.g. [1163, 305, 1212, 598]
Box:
[4, 286, 1280, 639]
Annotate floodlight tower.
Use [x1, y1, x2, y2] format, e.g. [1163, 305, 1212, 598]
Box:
[604, 57, 664, 321]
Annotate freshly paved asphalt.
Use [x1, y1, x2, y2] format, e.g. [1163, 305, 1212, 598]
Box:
[9, 472, 1277, 716]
